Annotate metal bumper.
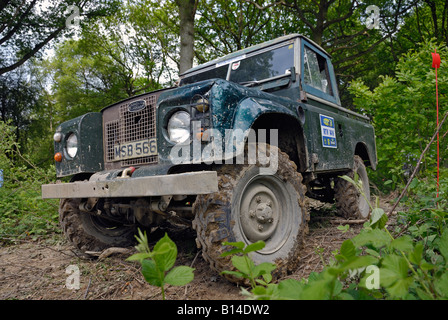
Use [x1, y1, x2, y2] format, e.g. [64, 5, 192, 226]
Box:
[41, 171, 218, 199]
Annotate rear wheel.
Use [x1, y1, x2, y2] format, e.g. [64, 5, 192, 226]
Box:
[59, 198, 136, 252]
[334, 155, 371, 219]
[192, 144, 308, 281]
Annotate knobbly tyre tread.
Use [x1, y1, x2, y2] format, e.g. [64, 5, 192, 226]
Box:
[59, 198, 136, 252]
[192, 144, 309, 282]
[334, 155, 369, 219]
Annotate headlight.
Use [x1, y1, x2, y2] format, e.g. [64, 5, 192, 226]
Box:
[65, 133, 78, 158]
[168, 111, 190, 144]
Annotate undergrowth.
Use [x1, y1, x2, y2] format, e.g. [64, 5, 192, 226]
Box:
[0, 121, 59, 243]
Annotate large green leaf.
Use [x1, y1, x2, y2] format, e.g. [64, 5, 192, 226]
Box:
[435, 272, 448, 298]
[153, 233, 177, 272]
[352, 228, 392, 248]
[231, 255, 254, 275]
[165, 266, 195, 286]
[439, 229, 448, 262]
[277, 279, 304, 300]
[141, 259, 164, 287]
[390, 235, 414, 253]
[335, 239, 356, 262]
[370, 208, 387, 229]
[380, 254, 413, 298]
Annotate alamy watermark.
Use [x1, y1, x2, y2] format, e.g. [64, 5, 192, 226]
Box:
[65, 265, 80, 290]
[65, 5, 81, 29]
[348, 264, 380, 290]
[169, 122, 279, 175]
[365, 265, 380, 290]
[365, 5, 380, 30]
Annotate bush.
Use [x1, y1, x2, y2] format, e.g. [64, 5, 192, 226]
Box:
[349, 39, 448, 191]
[0, 121, 59, 242]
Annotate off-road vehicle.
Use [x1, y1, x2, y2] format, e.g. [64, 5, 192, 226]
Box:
[42, 34, 377, 279]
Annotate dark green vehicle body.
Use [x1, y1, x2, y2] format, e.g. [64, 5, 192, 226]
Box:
[42, 34, 377, 269]
[47, 34, 376, 182]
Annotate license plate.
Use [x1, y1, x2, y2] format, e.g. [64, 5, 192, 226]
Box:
[113, 138, 157, 161]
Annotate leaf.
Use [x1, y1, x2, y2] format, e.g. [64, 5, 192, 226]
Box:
[277, 279, 303, 300]
[141, 259, 164, 287]
[164, 266, 195, 286]
[408, 242, 423, 265]
[434, 272, 448, 298]
[380, 254, 413, 298]
[438, 229, 448, 262]
[352, 228, 392, 248]
[220, 248, 243, 257]
[153, 233, 177, 271]
[301, 278, 334, 300]
[385, 277, 414, 299]
[390, 235, 414, 253]
[231, 255, 254, 275]
[222, 241, 245, 250]
[221, 270, 244, 278]
[252, 262, 276, 279]
[370, 208, 387, 229]
[336, 239, 356, 262]
[244, 241, 265, 253]
[343, 256, 378, 272]
[337, 224, 350, 233]
[126, 252, 153, 262]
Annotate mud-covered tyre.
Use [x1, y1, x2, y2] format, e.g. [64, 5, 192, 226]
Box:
[334, 155, 371, 219]
[192, 144, 308, 281]
[59, 198, 136, 252]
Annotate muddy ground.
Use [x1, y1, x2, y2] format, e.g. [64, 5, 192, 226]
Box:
[0, 197, 398, 300]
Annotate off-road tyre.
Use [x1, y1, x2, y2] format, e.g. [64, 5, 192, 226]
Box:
[59, 198, 136, 252]
[334, 155, 371, 219]
[192, 144, 309, 282]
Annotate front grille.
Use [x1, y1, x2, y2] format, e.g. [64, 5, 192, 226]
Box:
[104, 94, 158, 167]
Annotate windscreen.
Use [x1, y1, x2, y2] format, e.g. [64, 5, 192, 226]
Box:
[180, 65, 228, 86]
[229, 44, 294, 83]
[180, 43, 295, 86]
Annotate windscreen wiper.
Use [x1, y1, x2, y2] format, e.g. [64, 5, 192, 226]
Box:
[239, 68, 295, 87]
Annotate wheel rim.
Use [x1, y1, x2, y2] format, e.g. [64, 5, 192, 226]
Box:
[236, 174, 295, 254]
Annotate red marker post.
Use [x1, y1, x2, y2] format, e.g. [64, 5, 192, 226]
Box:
[432, 49, 441, 198]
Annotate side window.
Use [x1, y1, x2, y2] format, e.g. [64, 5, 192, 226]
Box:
[303, 46, 333, 96]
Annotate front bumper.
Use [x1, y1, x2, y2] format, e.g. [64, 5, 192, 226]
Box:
[41, 171, 218, 199]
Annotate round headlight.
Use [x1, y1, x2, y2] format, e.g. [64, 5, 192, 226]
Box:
[66, 133, 78, 158]
[168, 111, 191, 144]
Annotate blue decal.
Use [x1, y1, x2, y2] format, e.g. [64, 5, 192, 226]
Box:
[320, 114, 337, 148]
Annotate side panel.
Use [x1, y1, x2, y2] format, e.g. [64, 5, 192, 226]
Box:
[55, 112, 104, 177]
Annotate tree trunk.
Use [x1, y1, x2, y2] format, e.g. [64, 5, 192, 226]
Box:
[176, 0, 197, 74]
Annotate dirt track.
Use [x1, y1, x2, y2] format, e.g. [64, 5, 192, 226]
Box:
[0, 199, 394, 300]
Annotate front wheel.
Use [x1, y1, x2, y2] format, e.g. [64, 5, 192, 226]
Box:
[59, 198, 136, 252]
[192, 144, 308, 281]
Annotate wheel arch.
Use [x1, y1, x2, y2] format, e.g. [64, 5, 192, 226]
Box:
[232, 97, 309, 172]
[354, 141, 376, 170]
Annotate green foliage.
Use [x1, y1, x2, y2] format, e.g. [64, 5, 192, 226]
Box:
[0, 121, 59, 242]
[349, 39, 448, 191]
[221, 240, 276, 291]
[127, 230, 195, 300]
[222, 175, 448, 300]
